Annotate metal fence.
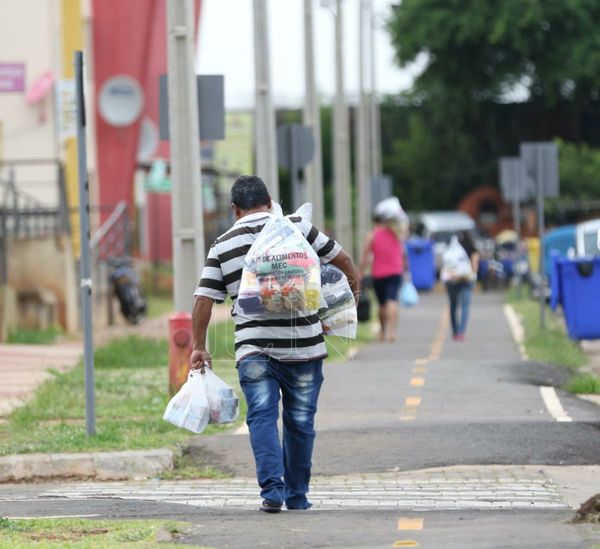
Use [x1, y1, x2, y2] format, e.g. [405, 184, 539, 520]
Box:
[0, 159, 69, 284]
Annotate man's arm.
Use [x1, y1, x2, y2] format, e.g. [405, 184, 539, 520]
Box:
[191, 296, 214, 371]
[330, 249, 361, 303]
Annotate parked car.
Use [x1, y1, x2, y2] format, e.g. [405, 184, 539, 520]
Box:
[575, 218, 600, 257]
[415, 211, 476, 273]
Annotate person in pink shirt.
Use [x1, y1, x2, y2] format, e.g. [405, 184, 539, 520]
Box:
[359, 214, 409, 342]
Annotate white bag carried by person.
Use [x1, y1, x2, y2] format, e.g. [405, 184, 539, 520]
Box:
[374, 197, 408, 222]
[163, 369, 210, 434]
[236, 202, 323, 316]
[319, 264, 357, 338]
[163, 368, 240, 433]
[204, 368, 240, 424]
[441, 236, 474, 283]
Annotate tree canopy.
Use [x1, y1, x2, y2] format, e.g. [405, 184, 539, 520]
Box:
[384, 0, 600, 210]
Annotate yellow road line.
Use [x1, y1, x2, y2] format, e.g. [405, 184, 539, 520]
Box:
[413, 366, 427, 374]
[393, 541, 419, 548]
[405, 396, 421, 407]
[398, 416, 416, 421]
[398, 517, 424, 531]
[410, 377, 425, 386]
[414, 358, 429, 366]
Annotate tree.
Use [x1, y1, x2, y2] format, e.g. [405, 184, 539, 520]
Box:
[384, 0, 600, 210]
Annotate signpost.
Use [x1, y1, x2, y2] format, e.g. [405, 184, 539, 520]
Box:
[519, 142, 559, 329]
[277, 123, 315, 210]
[74, 51, 96, 436]
[159, 74, 225, 142]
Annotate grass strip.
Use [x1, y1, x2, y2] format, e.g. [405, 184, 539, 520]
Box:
[508, 294, 600, 394]
[0, 516, 207, 549]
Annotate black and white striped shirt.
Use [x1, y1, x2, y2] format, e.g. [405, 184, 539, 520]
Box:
[194, 212, 341, 363]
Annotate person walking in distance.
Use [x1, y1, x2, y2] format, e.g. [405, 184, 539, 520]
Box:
[441, 230, 480, 341]
[191, 176, 359, 513]
[358, 211, 409, 342]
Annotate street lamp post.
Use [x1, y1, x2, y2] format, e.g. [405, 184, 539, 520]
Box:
[253, 0, 279, 201]
[356, 0, 372, 255]
[331, 0, 353, 253]
[303, 0, 325, 229]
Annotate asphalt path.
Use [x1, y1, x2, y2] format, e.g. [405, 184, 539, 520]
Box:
[187, 292, 600, 476]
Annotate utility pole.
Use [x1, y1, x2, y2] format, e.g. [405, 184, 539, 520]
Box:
[369, 0, 382, 178]
[166, 0, 204, 313]
[303, 0, 325, 229]
[356, 0, 372, 255]
[253, 0, 279, 202]
[333, 0, 353, 253]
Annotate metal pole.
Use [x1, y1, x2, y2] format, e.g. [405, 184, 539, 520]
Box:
[74, 51, 95, 436]
[356, 0, 371, 257]
[333, 0, 353, 253]
[536, 147, 546, 329]
[513, 179, 522, 297]
[302, 0, 324, 228]
[253, 0, 279, 201]
[290, 126, 301, 210]
[369, 0, 381, 178]
[166, 0, 205, 313]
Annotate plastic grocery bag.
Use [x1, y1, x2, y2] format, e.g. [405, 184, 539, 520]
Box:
[319, 264, 357, 338]
[204, 368, 240, 424]
[163, 369, 210, 434]
[236, 203, 323, 316]
[374, 196, 408, 222]
[441, 236, 474, 283]
[399, 281, 419, 307]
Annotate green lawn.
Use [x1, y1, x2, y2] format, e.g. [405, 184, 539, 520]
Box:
[7, 326, 64, 345]
[0, 333, 240, 457]
[0, 517, 208, 549]
[508, 294, 600, 394]
[0, 317, 373, 460]
[145, 294, 174, 319]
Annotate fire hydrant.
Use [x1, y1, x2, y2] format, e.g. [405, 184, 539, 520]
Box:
[168, 312, 193, 395]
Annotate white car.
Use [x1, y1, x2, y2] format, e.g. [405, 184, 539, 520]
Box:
[575, 218, 600, 257]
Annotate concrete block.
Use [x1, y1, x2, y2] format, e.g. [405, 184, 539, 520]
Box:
[0, 453, 52, 481]
[48, 453, 95, 478]
[93, 449, 173, 480]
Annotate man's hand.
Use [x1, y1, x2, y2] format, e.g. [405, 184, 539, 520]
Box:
[191, 348, 212, 373]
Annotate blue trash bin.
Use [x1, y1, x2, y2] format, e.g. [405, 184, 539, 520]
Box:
[554, 257, 600, 340]
[406, 238, 436, 291]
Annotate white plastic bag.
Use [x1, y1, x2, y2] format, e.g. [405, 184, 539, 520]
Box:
[236, 204, 323, 316]
[374, 197, 407, 222]
[441, 236, 474, 283]
[204, 368, 240, 424]
[163, 370, 210, 434]
[319, 264, 357, 338]
[399, 281, 419, 307]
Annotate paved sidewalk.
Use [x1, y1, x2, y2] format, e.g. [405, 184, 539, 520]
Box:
[0, 303, 231, 417]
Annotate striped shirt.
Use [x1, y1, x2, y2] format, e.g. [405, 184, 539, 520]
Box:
[194, 212, 342, 363]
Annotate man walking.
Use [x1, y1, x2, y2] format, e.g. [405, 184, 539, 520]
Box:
[191, 175, 359, 512]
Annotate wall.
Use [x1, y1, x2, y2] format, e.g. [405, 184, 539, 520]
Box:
[7, 236, 78, 334]
[0, 0, 60, 204]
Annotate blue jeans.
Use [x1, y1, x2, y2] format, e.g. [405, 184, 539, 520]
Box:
[445, 281, 474, 336]
[237, 355, 324, 509]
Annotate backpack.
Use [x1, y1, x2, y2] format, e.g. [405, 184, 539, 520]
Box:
[441, 236, 474, 283]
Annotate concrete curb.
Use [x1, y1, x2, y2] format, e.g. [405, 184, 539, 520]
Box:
[0, 449, 173, 482]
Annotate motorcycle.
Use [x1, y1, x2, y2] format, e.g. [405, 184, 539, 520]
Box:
[108, 257, 147, 325]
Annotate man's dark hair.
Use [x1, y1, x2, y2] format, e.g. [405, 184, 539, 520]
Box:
[231, 176, 271, 210]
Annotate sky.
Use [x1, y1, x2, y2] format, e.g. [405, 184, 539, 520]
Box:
[196, 0, 425, 110]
